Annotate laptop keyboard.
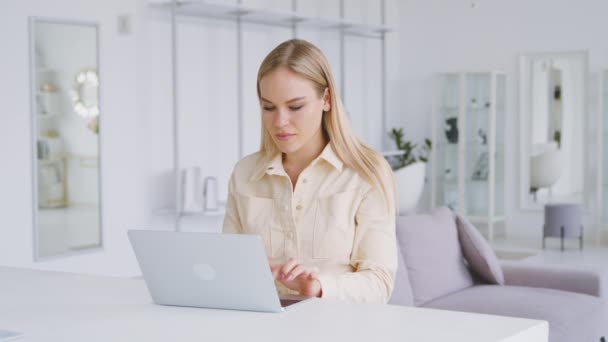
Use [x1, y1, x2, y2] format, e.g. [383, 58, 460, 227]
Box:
[280, 298, 302, 307]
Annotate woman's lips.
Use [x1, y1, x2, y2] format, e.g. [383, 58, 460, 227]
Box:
[276, 133, 295, 141]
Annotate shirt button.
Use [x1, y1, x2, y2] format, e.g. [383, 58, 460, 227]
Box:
[296, 204, 303, 210]
[286, 231, 293, 239]
[302, 178, 307, 184]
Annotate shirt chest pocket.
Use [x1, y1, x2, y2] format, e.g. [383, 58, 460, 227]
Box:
[313, 190, 357, 260]
[236, 194, 274, 255]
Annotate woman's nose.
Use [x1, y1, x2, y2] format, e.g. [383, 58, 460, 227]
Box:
[274, 109, 289, 127]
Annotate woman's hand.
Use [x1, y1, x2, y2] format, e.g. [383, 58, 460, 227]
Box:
[269, 258, 322, 297]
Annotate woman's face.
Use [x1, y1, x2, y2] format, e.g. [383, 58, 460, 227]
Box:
[259, 67, 330, 155]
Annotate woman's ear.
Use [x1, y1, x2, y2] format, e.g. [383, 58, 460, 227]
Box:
[322, 88, 331, 112]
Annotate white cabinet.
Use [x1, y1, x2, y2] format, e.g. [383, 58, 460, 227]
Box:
[431, 71, 506, 240]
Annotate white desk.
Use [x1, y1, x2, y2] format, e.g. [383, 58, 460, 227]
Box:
[0, 268, 548, 342]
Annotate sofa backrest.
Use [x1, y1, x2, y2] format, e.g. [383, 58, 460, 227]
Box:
[394, 207, 474, 306]
[388, 243, 414, 306]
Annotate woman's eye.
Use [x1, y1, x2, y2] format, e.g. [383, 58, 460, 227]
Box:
[263, 106, 275, 111]
[290, 105, 303, 111]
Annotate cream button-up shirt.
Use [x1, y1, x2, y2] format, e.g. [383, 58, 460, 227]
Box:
[222, 144, 397, 304]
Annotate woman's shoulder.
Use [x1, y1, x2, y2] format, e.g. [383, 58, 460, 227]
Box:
[230, 151, 266, 180]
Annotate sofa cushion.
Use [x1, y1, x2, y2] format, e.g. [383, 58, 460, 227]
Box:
[395, 207, 473, 306]
[388, 244, 414, 306]
[456, 215, 505, 285]
[424, 285, 608, 342]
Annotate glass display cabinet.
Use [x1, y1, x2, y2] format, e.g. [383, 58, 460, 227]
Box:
[431, 71, 506, 241]
[599, 70, 608, 231]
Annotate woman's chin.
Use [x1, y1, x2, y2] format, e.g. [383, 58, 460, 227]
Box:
[275, 140, 301, 154]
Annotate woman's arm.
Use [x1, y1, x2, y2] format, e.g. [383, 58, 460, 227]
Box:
[222, 173, 242, 234]
[317, 186, 397, 304]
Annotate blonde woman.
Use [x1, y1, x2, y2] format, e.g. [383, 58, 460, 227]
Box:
[223, 39, 397, 304]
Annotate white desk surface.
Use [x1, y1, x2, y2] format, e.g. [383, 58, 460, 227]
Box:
[0, 267, 548, 342]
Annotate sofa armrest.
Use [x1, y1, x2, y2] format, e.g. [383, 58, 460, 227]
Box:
[501, 261, 604, 298]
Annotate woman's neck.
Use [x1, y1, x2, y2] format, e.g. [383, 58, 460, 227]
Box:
[283, 130, 328, 178]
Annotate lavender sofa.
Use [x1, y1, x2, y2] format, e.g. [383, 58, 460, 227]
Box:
[389, 207, 607, 342]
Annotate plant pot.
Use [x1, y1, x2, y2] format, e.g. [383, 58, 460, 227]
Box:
[394, 162, 426, 215]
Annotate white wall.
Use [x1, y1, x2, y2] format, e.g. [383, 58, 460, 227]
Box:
[396, 0, 608, 238]
[0, 0, 401, 276]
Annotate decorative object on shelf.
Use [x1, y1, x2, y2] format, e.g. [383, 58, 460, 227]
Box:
[471, 151, 489, 181]
[444, 168, 455, 181]
[181, 167, 221, 215]
[444, 117, 458, 143]
[444, 187, 458, 211]
[553, 85, 562, 100]
[40, 82, 58, 92]
[37, 80, 62, 117]
[38, 161, 65, 208]
[386, 128, 432, 215]
[477, 129, 487, 145]
[37, 129, 66, 209]
[553, 129, 561, 148]
[181, 166, 202, 214]
[38, 130, 64, 159]
[470, 97, 478, 109]
[203, 176, 219, 212]
[87, 116, 99, 134]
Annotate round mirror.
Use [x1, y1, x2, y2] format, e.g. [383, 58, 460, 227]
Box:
[71, 68, 99, 118]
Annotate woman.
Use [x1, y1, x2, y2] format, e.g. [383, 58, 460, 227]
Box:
[223, 39, 397, 304]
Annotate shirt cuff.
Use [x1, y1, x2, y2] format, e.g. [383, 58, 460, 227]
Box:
[317, 273, 338, 299]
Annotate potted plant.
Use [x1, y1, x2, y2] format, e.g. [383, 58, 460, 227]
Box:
[386, 128, 432, 215]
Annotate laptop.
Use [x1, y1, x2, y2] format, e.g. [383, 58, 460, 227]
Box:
[127, 230, 312, 313]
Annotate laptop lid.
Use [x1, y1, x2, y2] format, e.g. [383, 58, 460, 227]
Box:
[128, 230, 284, 313]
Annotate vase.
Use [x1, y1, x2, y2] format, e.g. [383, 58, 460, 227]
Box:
[444, 117, 458, 143]
[394, 162, 427, 215]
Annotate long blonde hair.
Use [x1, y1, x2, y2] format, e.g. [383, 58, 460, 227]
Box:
[256, 39, 395, 212]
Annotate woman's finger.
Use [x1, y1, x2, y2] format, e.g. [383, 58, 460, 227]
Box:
[285, 265, 306, 281]
[269, 263, 280, 279]
[279, 258, 299, 278]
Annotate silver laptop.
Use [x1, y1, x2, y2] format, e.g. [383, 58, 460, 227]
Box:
[127, 230, 312, 313]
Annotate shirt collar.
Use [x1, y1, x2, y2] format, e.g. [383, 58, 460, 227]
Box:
[249, 143, 344, 182]
[317, 143, 344, 172]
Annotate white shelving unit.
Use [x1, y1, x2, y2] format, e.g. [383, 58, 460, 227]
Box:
[430, 71, 506, 241]
[150, 1, 391, 38]
[151, 0, 393, 231]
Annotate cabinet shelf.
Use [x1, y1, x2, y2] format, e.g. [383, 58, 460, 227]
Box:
[150, 0, 392, 39]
